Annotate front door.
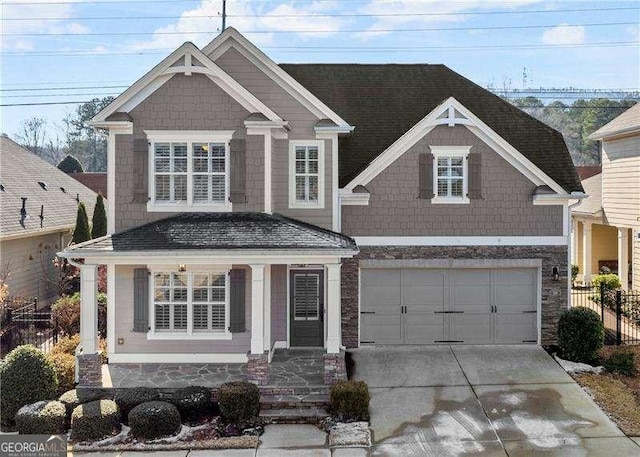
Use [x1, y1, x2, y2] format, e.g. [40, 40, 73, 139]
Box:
[290, 269, 324, 347]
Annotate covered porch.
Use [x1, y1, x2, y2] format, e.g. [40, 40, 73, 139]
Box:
[60, 213, 357, 388]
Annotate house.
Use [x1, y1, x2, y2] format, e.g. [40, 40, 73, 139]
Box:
[70, 173, 108, 199]
[0, 136, 98, 308]
[572, 103, 640, 290]
[60, 28, 583, 387]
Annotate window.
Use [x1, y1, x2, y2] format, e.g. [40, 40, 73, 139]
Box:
[289, 141, 325, 208]
[431, 146, 471, 204]
[151, 269, 230, 339]
[145, 130, 234, 211]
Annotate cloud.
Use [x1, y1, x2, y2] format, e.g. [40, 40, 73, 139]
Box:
[130, 0, 350, 51]
[356, 0, 542, 39]
[1, 0, 91, 50]
[541, 24, 586, 45]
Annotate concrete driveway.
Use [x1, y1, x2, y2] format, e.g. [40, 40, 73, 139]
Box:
[350, 345, 640, 456]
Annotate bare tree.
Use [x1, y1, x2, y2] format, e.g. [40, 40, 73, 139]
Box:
[15, 117, 48, 157]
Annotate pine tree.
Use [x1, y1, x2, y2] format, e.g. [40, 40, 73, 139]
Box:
[72, 202, 91, 245]
[57, 155, 84, 174]
[91, 194, 107, 239]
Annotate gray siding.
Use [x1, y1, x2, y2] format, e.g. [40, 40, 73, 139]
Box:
[1, 231, 68, 307]
[601, 135, 640, 229]
[214, 46, 333, 230]
[114, 73, 261, 232]
[271, 264, 287, 344]
[341, 125, 563, 236]
[113, 264, 251, 354]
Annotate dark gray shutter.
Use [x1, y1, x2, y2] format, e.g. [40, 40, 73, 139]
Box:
[132, 138, 149, 203]
[418, 152, 434, 199]
[229, 138, 246, 203]
[229, 269, 246, 333]
[133, 268, 149, 332]
[468, 152, 482, 200]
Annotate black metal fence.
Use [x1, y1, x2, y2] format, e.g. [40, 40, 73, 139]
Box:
[572, 284, 640, 345]
[0, 300, 59, 357]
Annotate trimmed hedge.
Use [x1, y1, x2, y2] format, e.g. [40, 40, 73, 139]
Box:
[329, 380, 370, 422]
[114, 387, 160, 422]
[129, 401, 182, 440]
[0, 345, 58, 427]
[558, 307, 604, 363]
[217, 381, 260, 424]
[59, 389, 108, 424]
[47, 352, 76, 393]
[15, 400, 67, 435]
[168, 386, 214, 424]
[71, 399, 120, 442]
[604, 351, 636, 377]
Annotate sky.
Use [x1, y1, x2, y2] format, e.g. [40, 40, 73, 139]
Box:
[1, 0, 639, 141]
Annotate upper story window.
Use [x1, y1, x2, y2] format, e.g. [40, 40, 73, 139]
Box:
[431, 146, 471, 204]
[145, 130, 234, 212]
[289, 140, 325, 209]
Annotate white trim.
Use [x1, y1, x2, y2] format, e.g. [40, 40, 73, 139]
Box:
[107, 264, 116, 355]
[537, 266, 542, 344]
[330, 134, 340, 231]
[273, 340, 287, 349]
[107, 130, 116, 234]
[344, 97, 568, 195]
[108, 353, 248, 364]
[431, 146, 470, 204]
[289, 140, 325, 209]
[93, 42, 282, 123]
[338, 188, 370, 206]
[315, 125, 355, 134]
[264, 133, 272, 214]
[144, 130, 235, 142]
[354, 236, 569, 246]
[203, 28, 350, 128]
[250, 264, 265, 354]
[90, 121, 134, 133]
[0, 225, 72, 242]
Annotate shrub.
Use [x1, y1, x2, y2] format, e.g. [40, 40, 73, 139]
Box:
[128, 401, 182, 440]
[571, 264, 579, 283]
[72, 202, 91, 245]
[15, 400, 67, 435]
[71, 399, 120, 442]
[593, 274, 621, 294]
[168, 386, 213, 424]
[114, 387, 160, 421]
[51, 334, 80, 355]
[217, 381, 260, 424]
[47, 352, 76, 393]
[558, 307, 604, 363]
[52, 293, 107, 337]
[59, 389, 108, 424]
[329, 380, 370, 422]
[91, 194, 107, 239]
[604, 351, 636, 377]
[58, 155, 84, 174]
[0, 345, 58, 427]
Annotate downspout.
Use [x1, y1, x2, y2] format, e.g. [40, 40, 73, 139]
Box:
[567, 197, 584, 310]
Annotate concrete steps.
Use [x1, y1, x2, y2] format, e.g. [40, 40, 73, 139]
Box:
[260, 393, 329, 410]
[259, 407, 329, 424]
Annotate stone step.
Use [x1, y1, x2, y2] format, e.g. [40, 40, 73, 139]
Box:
[259, 385, 330, 396]
[259, 407, 329, 424]
[260, 393, 329, 410]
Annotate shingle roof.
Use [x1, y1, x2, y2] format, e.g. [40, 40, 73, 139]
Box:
[62, 212, 357, 255]
[279, 64, 582, 193]
[572, 173, 602, 216]
[589, 103, 640, 140]
[0, 136, 99, 238]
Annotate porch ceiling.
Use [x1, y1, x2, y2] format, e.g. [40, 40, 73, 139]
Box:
[59, 212, 357, 258]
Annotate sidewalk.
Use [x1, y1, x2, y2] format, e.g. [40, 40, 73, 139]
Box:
[70, 425, 368, 457]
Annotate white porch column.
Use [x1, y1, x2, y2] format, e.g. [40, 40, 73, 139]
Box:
[263, 264, 271, 353]
[571, 219, 579, 265]
[582, 221, 593, 282]
[326, 263, 341, 354]
[79, 264, 99, 354]
[618, 227, 629, 291]
[250, 264, 265, 354]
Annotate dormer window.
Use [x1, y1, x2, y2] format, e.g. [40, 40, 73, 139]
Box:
[145, 130, 234, 212]
[430, 146, 471, 204]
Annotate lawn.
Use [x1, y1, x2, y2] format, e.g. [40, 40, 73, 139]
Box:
[573, 346, 640, 437]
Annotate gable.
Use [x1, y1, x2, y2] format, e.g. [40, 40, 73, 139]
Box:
[279, 64, 582, 193]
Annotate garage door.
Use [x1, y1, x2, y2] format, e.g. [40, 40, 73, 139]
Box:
[360, 268, 538, 345]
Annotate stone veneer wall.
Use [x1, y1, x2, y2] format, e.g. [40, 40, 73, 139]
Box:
[340, 245, 568, 348]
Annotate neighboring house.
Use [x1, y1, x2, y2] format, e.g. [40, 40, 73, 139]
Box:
[575, 166, 601, 181]
[573, 103, 640, 290]
[0, 136, 98, 307]
[60, 28, 583, 386]
[70, 173, 108, 198]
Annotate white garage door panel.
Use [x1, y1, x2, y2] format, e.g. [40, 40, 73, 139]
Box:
[360, 267, 539, 345]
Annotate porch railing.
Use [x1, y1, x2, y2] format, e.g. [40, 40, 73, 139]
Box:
[572, 283, 640, 345]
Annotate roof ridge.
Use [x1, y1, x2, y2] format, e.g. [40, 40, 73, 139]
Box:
[271, 213, 356, 248]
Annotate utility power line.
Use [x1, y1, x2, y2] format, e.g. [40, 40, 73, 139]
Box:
[3, 6, 637, 21]
[2, 21, 634, 36]
[1, 85, 129, 92]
